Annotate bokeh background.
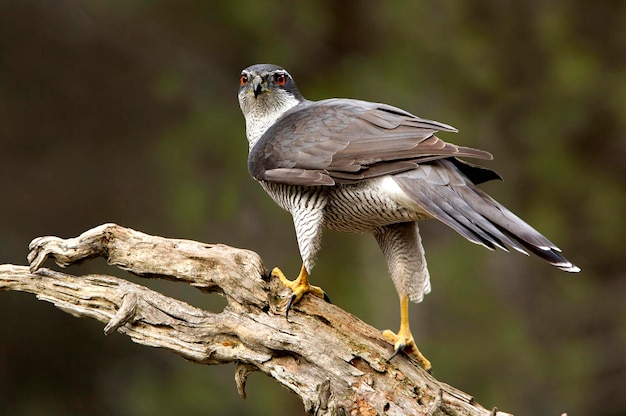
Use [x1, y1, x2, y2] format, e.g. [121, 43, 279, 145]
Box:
[1, 1, 625, 415]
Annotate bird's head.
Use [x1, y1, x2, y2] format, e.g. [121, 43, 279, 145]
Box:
[238, 64, 303, 101]
[238, 64, 305, 147]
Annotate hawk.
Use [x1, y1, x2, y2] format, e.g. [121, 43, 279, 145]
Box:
[237, 63, 579, 371]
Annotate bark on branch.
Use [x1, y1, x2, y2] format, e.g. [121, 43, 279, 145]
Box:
[0, 223, 512, 416]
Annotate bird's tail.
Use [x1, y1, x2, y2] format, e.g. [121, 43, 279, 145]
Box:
[395, 161, 580, 272]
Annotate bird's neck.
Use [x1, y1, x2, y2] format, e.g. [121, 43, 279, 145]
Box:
[245, 114, 280, 150]
[242, 93, 303, 151]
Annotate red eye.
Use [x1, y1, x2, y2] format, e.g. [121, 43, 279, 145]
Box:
[240, 74, 248, 86]
[275, 73, 287, 86]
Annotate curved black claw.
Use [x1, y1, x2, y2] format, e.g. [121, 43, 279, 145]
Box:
[285, 293, 297, 322]
[386, 344, 433, 373]
[386, 343, 404, 362]
[285, 291, 330, 322]
[323, 292, 331, 304]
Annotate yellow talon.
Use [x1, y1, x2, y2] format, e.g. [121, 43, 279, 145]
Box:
[384, 295, 431, 371]
[272, 264, 330, 319]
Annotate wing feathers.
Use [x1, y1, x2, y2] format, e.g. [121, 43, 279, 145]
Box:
[264, 168, 335, 185]
[249, 98, 491, 183]
[395, 160, 579, 272]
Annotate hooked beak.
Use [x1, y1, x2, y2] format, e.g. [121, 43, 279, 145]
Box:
[252, 76, 267, 98]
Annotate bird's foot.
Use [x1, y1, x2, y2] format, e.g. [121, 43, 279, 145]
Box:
[383, 327, 431, 372]
[271, 266, 330, 320]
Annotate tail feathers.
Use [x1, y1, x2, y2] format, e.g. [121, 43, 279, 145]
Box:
[464, 186, 579, 272]
[508, 234, 580, 272]
[410, 182, 525, 252]
[395, 169, 580, 273]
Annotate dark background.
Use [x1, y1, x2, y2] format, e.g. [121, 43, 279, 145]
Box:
[1, 1, 625, 415]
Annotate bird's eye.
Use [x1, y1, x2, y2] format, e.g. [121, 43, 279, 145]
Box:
[240, 74, 248, 86]
[275, 73, 287, 86]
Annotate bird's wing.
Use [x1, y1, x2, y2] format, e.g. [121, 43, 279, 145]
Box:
[248, 99, 496, 186]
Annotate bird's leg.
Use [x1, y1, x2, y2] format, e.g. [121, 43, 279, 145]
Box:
[383, 295, 431, 371]
[271, 264, 330, 319]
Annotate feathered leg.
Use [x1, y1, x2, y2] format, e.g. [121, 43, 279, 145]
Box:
[273, 192, 330, 319]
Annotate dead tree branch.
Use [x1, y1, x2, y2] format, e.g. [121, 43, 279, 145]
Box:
[0, 223, 512, 416]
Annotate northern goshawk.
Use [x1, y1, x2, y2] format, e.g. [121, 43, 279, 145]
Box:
[237, 63, 579, 371]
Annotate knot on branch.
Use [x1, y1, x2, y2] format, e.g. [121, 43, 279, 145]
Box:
[104, 290, 139, 335]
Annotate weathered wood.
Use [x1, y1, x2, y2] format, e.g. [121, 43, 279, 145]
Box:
[0, 223, 512, 416]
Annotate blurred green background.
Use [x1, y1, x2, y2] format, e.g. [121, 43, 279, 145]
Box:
[1, 1, 625, 415]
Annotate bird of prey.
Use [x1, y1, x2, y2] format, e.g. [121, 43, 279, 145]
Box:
[237, 63, 580, 371]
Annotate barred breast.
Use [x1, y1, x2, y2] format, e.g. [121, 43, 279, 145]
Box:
[260, 177, 431, 234]
[259, 182, 326, 213]
[324, 177, 431, 233]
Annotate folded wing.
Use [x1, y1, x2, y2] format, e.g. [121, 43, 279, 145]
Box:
[249, 98, 495, 185]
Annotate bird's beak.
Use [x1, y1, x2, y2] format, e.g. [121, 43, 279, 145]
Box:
[252, 76, 267, 98]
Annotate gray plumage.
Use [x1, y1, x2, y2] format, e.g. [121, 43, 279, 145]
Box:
[238, 63, 579, 307]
